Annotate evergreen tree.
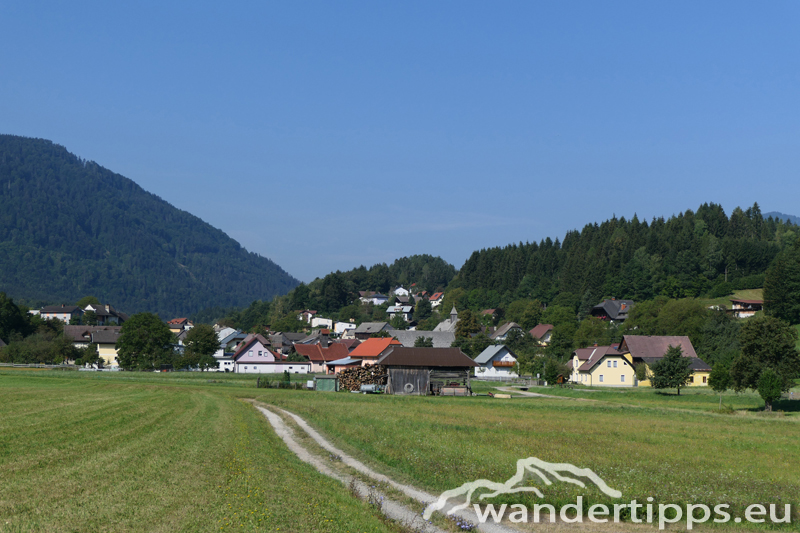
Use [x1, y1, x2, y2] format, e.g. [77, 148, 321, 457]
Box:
[764, 238, 800, 324]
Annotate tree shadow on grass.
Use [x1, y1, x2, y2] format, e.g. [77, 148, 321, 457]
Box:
[741, 399, 800, 413]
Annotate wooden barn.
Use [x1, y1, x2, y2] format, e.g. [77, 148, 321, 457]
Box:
[376, 347, 477, 396]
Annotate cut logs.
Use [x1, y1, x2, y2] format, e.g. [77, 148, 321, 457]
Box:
[337, 364, 388, 391]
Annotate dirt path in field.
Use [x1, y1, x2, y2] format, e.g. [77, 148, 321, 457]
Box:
[495, 387, 597, 401]
[255, 404, 517, 533]
[254, 403, 668, 533]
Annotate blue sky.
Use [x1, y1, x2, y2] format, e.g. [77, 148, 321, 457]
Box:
[2, 2, 799, 282]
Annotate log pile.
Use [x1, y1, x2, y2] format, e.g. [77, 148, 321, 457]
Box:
[338, 364, 387, 391]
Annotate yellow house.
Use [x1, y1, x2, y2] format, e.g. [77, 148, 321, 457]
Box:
[618, 335, 711, 387]
[570, 345, 637, 387]
[92, 329, 122, 367]
[63, 325, 122, 367]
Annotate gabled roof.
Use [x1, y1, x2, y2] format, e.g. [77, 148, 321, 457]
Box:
[637, 356, 711, 372]
[335, 339, 361, 351]
[591, 299, 634, 320]
[577, 345, 625, 372]
[481, 309, 497, 315]
[167, 317, 190, 325]
[619, 335, 697, 359]
[294, 343, 349, 363]
[63, 325, 121, 343]
[489, 322, 521, 340]
[729, 299, 764, 305]
[386, 306, 413, 313]
[474, 345, 517, 365]
[349, 338, 401, 358]
[530, 324, 554, 339]
[376, 347, 477, 368]
[233, 334, 275, 359]
[430, 292, 444, 301]
[354, 322, 393, 334]
[92, 329, 122, 344]
[390, 330, 455, 349]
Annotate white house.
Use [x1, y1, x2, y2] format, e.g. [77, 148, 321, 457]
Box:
[387, 305, 413, 322]
[392, 286, 410, 297]
[334, 321, 356, 336]
[311, 317, 334, 329]
[233, 334, 310, 374]
[429, 292, 444, 308]
[40, 305, 83, 323]
[474, 345, 519, 378]
[358, 291, 389, 305]
[214, 328, 247, 372]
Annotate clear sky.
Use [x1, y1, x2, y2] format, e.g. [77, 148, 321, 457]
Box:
[2, 2, 799, 282]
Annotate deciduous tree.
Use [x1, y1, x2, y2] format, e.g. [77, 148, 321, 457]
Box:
[116, 313, 176, 370]
[730, 315, 800, 392]
[650, 345, 693, 395]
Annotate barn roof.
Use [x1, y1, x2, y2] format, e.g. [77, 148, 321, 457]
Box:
[377, 347, 477, 368]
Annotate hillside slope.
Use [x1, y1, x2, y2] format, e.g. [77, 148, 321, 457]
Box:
[0, 135, 299, 316]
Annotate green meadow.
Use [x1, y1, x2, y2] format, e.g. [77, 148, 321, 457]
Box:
[1, 369, 798, 531]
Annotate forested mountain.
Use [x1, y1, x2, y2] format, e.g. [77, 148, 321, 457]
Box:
[0, 135, 298, 317]
[765, 211, 800, 226]
[452, 203, 797, 315]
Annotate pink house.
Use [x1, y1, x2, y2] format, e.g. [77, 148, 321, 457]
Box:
[233, 334, 310, 374]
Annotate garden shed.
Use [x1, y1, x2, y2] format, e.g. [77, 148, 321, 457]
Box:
[376, 347, 477, 396]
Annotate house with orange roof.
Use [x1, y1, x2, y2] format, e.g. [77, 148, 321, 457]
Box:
[348, 337, 402, 367]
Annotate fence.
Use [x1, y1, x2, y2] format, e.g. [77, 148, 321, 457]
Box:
[0, 363, 78, 370]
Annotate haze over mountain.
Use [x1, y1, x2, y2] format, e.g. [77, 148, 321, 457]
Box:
[0, 135, 299, 317]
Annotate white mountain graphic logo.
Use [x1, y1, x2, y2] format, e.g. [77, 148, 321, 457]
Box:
[423, 457, 622, 520]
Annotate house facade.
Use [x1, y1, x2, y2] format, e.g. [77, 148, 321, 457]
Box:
[233, 334, 310, 374]
[474, 345, 519, 378]
[40, 305, 83, 323]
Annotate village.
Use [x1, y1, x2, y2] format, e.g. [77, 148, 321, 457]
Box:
[21, 284, 765, 396]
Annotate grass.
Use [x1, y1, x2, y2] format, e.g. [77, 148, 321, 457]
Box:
[0, 370, 396, 532]
[701, 288, 764, 310]
[2, 368, 799, 531]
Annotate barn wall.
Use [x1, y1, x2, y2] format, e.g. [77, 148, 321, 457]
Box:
[387, 367, 430, 395]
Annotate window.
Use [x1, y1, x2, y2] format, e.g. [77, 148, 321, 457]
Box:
[599, 375, 604, 382]
[249, 350, 253, 356]
[607, 361, 611, 368]
[703, 376, 707, 384]
[258, 350, 262, 356]
[244, 366, 248, 370]
[613, 361, 617, 368]
[621, 375, 625, 383]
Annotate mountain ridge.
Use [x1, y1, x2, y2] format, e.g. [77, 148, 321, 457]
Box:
[0, 134, 299, 317]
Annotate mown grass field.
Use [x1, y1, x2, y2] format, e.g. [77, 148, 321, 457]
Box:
[0, 370, 398, 533]
[1, 369, 798, 531]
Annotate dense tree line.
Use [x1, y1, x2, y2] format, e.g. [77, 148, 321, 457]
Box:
[0, 292, 97, 365]
[453, 203, 794, 312]
[0, 135, 298, 318]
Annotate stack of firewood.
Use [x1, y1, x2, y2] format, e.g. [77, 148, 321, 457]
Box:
[338, 364, 387, 391]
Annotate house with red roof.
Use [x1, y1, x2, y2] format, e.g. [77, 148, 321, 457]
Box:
[233, 334, 310, 374]
[348, 337, 402, 367]
[294, 342, 350, 373]
[429, 292, 444, 308]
